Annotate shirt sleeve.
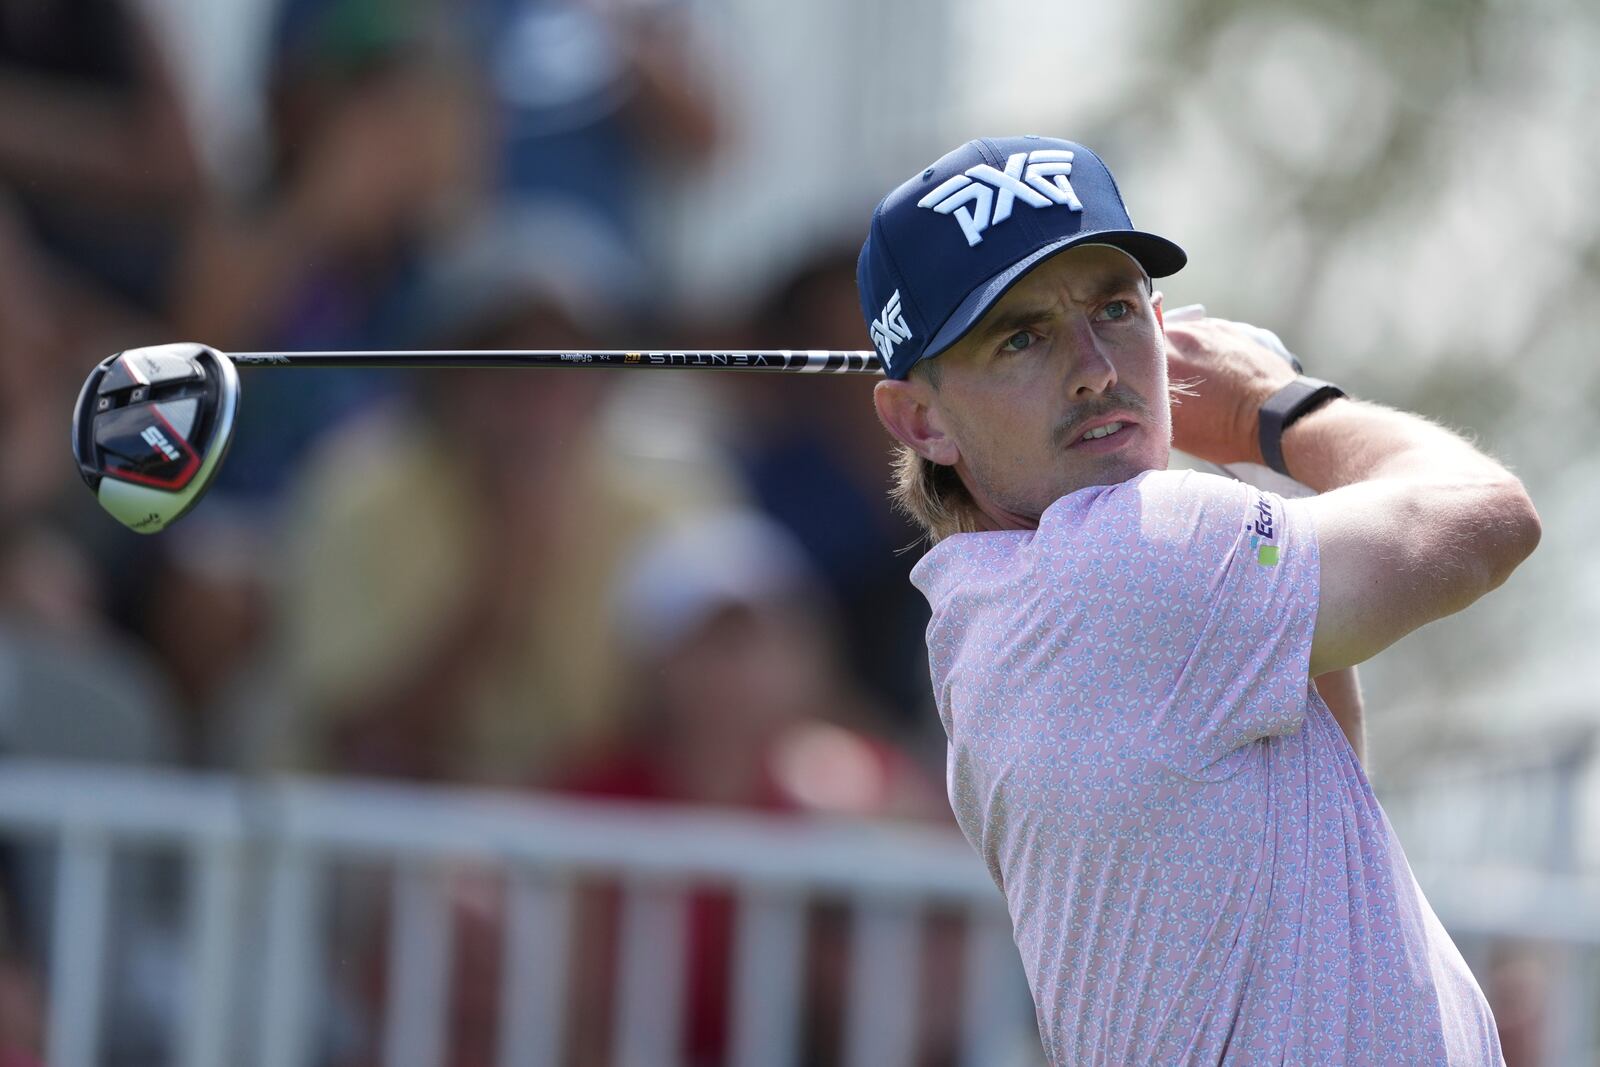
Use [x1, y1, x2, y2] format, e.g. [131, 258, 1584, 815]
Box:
[1063, 469, 1322, 776]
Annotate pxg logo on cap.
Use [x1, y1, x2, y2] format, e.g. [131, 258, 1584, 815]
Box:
[857, 135, 1186, 380]
[918, 146, 1084, 247]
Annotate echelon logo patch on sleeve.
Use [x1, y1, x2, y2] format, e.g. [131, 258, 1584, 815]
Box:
[1246, 491, 1282, 566]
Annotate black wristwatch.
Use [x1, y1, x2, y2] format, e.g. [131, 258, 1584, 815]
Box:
[1258, 376, 1345, 478]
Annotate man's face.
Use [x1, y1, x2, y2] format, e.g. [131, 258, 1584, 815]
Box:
[876, 244, 1172, 528]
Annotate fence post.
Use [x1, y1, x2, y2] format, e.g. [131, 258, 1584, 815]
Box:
[47, 826, 112, 1067]
[730, 885, 806, 1067]
[180, 837, 244, 1067]
[497, 870, 575, 1067]
[258, 843, 319, 1067]
[613, 877, 689, 1067]
[384, 859, 455, 1067]
[843, 895, 921, 1067]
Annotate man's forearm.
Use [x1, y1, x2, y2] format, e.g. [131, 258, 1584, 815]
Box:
[1279, 398, 1518, 494]
[1281, 397, 1538, 593]
[1279, 391, 1539, 677]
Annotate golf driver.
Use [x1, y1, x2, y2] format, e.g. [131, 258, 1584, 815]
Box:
[69, 309, 1307, 534]
[71, 343, 882, 534]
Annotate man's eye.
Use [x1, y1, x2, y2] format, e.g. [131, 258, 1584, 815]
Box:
[1001, 330, 1035, 353]
[1100, 300, 1130, 321]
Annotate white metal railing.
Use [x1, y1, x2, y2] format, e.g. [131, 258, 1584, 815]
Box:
[1377, 726, 1600, 1066]
[7, 750, 1599, 1067]
[0, 759, 1042, 1067]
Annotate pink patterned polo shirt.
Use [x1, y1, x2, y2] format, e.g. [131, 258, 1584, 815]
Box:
[911, 469, 1502, 1065]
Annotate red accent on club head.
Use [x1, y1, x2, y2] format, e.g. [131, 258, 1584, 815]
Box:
[101, 405, 202, 490]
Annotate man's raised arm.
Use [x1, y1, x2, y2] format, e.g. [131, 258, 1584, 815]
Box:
[1166, 320, 1541, 679]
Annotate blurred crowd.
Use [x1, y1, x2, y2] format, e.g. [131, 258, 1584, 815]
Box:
[0, 0, 951, 1063]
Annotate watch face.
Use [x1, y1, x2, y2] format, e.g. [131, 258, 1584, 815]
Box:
[1259, 377, 1344, 478]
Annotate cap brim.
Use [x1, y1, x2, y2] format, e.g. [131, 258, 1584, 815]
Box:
[922, 230, 1186, 363]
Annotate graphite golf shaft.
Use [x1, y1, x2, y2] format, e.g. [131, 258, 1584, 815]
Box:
[227, 349, 884, 373]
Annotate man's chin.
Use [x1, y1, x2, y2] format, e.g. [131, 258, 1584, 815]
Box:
[1033, 455, 1163, 509]
[969, 447, 1168, 528]
[1082, 448, 1164, 485]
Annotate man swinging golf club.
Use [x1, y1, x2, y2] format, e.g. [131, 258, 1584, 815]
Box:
[862, 135, 1538, 1064]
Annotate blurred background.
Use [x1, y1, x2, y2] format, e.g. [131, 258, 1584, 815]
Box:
[0, 0, 1596, 1064]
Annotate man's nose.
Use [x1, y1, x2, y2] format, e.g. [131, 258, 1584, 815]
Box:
[1062, 318, 1117, 398]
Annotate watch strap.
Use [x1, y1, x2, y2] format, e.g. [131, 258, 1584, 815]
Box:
[1258, 376, 1345, 478]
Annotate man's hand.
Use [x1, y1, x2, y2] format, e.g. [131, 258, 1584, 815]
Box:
[1164, 318, 1301, 467]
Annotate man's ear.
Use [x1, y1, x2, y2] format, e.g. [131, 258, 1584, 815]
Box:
[1152, 289, 1165, 333]
[873, 378, 960, 466]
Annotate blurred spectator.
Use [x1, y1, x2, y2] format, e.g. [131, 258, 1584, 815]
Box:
[1485, 942, 1547, 1067]
[0, 0, 201, 350]
[558, 509, 944, 1065]
[0, 948, 41, 1067]
[0, 523, 102, 643]
[0, 519, 175, 773]
[104, 505, 274, 769]
[370, 510, 944, 1067]
[265, 219, 726, 786]
[578, 509, 933, 817]
[0, 728, 41, 1067]
[178, 0, 480, 351]
[0, 520, 183, 1065]
[0, 197, 67, 523]
[0, 23, 200, 1043]
[179, 0, 722, 502]
[466, 0, 720, 267]
[726, 244, 935, 736]
[172, 0, 483, 497]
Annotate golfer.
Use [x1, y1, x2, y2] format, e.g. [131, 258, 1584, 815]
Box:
[859, 136, 1538, 1064]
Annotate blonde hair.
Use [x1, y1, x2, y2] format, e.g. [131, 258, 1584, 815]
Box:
[889, 372, 1202, 546]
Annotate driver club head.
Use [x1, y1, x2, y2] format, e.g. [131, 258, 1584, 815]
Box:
[71, 343, 239, 534]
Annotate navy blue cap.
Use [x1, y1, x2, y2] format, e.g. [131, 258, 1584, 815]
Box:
[858, 136, 1185, 380]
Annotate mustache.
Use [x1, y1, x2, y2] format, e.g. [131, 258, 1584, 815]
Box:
[1051, 389, 1152, 448]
